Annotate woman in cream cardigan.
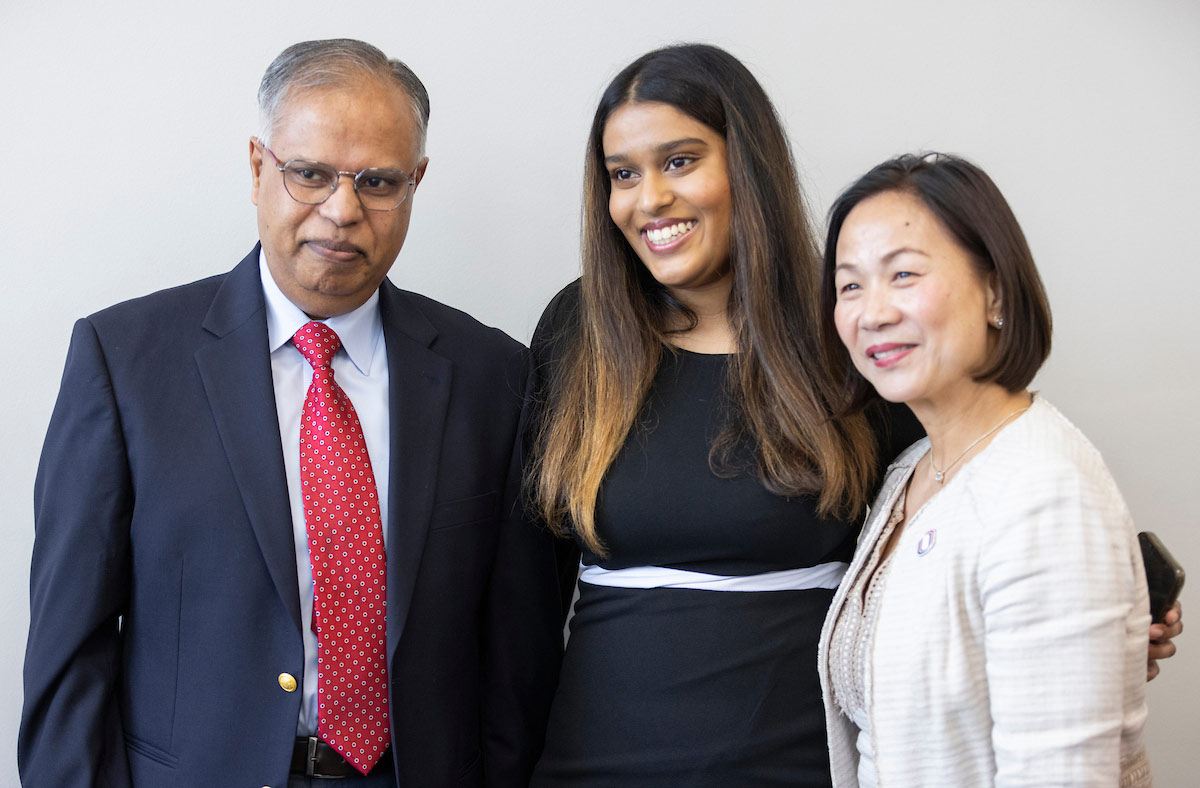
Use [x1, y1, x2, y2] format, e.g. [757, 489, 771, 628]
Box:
[817, 153, 1152, 787]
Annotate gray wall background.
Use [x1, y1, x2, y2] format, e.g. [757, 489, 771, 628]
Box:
[2, 0, 1196, 784]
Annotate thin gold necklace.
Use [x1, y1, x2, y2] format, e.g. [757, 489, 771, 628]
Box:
[929, 404, 1031, 484]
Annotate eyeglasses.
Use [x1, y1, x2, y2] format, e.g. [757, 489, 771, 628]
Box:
[258, 140, 416, 212]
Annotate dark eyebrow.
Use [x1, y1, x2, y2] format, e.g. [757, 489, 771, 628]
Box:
[604, 137, 709, 165]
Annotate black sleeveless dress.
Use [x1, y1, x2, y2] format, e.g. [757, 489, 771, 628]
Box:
[529, 282, 921, 788]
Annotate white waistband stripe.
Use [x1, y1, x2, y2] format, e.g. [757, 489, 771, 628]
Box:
[577, 561, 848, 592]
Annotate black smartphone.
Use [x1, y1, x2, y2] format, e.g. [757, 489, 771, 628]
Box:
[1138, 531, 1185, 624]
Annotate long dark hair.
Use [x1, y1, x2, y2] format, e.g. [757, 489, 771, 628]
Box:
[533, 44, 879, 554]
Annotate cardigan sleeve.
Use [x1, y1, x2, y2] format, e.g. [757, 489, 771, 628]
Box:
[974, 450, 1149, 787]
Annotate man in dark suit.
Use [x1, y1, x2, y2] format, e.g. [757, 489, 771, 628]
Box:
[20, 39, 561, 788]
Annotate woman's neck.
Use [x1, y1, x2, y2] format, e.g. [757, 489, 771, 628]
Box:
[666, 279, 736, 354]
[669, 314, 735, 353]
[911, 385, 1033, 482]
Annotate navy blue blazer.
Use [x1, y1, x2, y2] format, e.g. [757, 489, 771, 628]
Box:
[20, 247, 562, 788]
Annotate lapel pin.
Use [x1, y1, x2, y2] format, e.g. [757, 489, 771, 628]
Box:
[917, 529, 937, 556]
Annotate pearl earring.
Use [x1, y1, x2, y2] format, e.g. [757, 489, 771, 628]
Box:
[994, 316, 1004, 329]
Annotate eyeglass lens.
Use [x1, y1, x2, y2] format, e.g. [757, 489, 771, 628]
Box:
[281, 161, 412, 210]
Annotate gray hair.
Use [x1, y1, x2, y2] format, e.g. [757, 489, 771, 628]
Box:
[257, 38, 430, 155]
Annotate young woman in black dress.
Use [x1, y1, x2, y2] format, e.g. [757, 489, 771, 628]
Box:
[527, 44, 918, 787]
[526, 43, 1182, 788]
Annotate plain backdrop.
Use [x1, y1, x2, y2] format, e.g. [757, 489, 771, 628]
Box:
[2, 0, 1196, 785]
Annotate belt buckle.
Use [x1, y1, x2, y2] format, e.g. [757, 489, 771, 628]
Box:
[305, 736, 348, 780]
[305, 736, 319, 778]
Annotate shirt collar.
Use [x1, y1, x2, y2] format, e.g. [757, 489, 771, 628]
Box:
[259, 248, 383, 376]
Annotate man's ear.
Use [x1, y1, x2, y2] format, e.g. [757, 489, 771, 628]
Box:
[249, 137, 264, 206]
[411, 157, 430, 191]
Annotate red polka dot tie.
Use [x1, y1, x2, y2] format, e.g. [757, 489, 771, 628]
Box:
[293, 321, 390, 774]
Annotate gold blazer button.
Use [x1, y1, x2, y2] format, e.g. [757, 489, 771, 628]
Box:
[278, 672, 298, 692]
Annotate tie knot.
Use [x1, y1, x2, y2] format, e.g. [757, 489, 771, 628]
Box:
[293, 321, 342, 369]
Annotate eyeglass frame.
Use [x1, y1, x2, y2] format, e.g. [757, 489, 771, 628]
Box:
[255, 138, 418, 212]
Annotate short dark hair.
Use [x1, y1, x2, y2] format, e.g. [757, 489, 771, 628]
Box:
[820, 153, 1052, 409]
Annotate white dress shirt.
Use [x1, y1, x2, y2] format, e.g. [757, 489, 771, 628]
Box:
[258, 251, 391, 735]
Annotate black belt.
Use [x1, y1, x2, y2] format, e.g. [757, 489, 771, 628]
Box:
[291, 736, 393, 779]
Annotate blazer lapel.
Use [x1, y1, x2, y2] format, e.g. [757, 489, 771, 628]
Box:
[194, 247, 302, 633]
[377, 281, 452, 663]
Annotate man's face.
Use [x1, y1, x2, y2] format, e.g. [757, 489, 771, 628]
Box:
[250, 79, 428, 318]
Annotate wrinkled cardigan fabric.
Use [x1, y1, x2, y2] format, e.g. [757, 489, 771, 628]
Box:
[818, 397, 1151, 788]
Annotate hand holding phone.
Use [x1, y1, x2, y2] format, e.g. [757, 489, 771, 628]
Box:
[1139, 531, 1185, 624]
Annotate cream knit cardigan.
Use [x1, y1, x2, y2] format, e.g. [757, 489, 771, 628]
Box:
[818, 397, 1151, 787]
